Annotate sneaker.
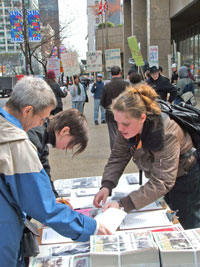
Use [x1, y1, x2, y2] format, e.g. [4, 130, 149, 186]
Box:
[95, 121, 99, 125]
[101, 120, 106, 124]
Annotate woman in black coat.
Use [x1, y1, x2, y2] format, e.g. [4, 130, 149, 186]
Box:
[46, 70, 68, 115]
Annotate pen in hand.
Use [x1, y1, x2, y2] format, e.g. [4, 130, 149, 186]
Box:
[59, 197, 73, 209]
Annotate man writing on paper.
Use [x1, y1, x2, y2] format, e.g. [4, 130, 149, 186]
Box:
[0, 76, 111, 267]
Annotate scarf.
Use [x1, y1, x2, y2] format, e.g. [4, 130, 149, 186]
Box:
[77, 83, 81, 95]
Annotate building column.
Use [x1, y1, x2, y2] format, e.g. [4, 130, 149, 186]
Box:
[123, 0, 132, 78]
[147, 0, 171, 76]
[123, 0, 147, 77]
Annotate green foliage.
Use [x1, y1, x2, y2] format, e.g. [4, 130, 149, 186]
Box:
[98, 21, 115, 29]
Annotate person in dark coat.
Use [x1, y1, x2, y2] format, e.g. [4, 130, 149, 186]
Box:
[27, 109, 89, 198]
[47, 70, 68, 115]
[101, 66, 128, 149]
[91, 73, 106, 125]
[147, 66, 177, 103]
[171, 63, 178, 84]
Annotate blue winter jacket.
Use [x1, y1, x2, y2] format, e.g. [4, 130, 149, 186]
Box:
[91, 81, 104, 99]
[0, 107, 96, 267]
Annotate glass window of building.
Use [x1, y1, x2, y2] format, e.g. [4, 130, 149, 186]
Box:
[8, 46, 15, 51]
[0, 39, 5, 44]
[0, 46, 6, 51]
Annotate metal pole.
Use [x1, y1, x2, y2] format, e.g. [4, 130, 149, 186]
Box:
[22, 0, 29, 75]
[101, 11, 106, 78]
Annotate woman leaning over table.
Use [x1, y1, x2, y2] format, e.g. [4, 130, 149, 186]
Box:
[93, 83, 200, 229]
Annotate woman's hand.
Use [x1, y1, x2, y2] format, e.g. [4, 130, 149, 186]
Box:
[103, 201, 120, 212]
[93, 188, 109, 208]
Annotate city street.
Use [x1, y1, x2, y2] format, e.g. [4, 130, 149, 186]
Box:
[48, 91, 138, 181]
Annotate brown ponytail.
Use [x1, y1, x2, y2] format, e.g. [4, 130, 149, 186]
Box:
[112, 83, 161, 118]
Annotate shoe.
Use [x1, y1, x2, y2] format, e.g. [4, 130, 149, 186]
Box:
[101, 120, 106, 124]
[95, 121, 99, 125]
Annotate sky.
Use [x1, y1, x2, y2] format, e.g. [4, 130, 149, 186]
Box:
[59, 0, 88, 59]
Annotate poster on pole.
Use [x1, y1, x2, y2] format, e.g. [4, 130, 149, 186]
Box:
[105, 48, 121, 71]
[177, 52, 181, 70]
[149, 46, 159, 68]
[127, 36, 144, 66]
[27, 10, 41, 42]
[168, 54, 172, 79]
[86, 51, 102, 72]
[61, 52, 80, 77]
[10, 10, 23, 43]
[47, 58, 61, 77]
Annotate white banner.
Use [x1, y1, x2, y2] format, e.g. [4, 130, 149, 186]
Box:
[105, 48, 121, 71]
[149, 46, 159, 68]
[86, 51, 102, 72]
[61, 52, 80, 77]
[47, 58, 60, 77]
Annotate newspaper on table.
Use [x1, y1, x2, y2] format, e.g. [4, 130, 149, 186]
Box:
[120, 210, 172, 230]
[90, 231, 159, 267]
[54, 176, 101, 197]
[29, 242, 90, 267]
[153, 228, 200, 266]
[61, 51, 80, 77]
[86, 51, 102, 72]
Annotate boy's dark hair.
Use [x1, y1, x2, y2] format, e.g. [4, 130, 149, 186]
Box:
[159, 66, 163, 73]
[47, 109, 88, 156]
[129, 72, 141, 84]
[111, 66, 121, 76]
[128, 68, 137, 76]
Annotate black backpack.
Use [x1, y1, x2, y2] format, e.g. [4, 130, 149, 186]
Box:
[158, 100, 200, 159]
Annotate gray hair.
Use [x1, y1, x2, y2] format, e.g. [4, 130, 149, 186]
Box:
[6, 76, 56, 114]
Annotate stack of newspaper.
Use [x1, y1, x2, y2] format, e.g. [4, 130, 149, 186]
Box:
[153, 228, 200, 266]
[90, 231, 160, 267]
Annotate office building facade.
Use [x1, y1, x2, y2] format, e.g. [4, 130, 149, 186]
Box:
[87, 0, 122, 51]
[123, 0, 200, 81]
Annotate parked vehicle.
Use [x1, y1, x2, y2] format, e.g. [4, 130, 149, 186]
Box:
[0, 77, 18, 97]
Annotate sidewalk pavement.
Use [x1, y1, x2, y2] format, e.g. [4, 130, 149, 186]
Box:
[49, 92, 137, 181]
[49, 94, 200, 182]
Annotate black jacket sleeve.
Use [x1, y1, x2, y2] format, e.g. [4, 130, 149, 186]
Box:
[52, 83, 68, 98]
[100, 85, 107, 108]
[164, 79, 177, 103]
[27, 126, 59, 197]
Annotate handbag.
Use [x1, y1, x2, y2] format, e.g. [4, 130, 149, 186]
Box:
[22, 219, 40, 258]
[181, 91, 197, 106]
[85, 94, 89, 103]
[0, 178, 40, 258]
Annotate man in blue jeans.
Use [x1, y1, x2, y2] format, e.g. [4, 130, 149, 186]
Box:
[91, 73, 106, 125]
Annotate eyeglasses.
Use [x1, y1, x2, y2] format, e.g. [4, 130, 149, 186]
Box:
[39, 114, 48, 124]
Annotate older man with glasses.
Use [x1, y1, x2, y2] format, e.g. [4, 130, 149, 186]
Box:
[0, 76, 110, 267]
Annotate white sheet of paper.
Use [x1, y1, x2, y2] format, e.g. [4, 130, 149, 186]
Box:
[94, 208, 127, 233]
[120, 210, 172, 230]
[41, 228, 72, 244]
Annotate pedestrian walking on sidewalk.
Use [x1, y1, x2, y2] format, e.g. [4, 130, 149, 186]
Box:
[91, 73, 106, 125]
[101, 66, 128, 149]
